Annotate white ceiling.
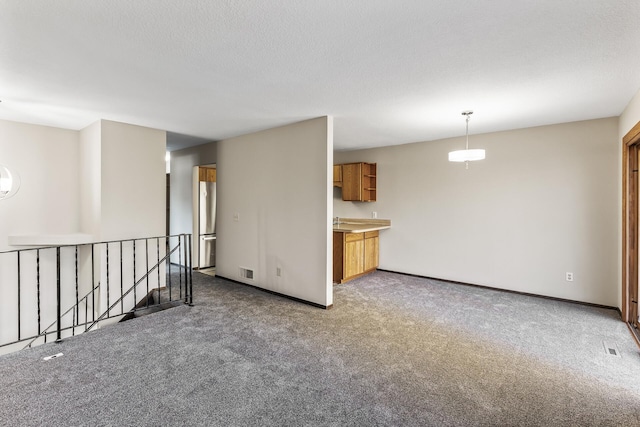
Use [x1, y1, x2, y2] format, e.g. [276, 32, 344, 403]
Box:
[1, 1, 639, 151]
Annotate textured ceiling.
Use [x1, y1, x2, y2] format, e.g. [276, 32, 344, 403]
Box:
[1, 1, 640, 150]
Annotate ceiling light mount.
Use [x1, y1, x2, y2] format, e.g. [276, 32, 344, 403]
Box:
[448, 110, 486, 168]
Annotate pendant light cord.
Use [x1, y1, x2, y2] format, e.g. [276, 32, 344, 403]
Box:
[465, 114, 470, 150]
[463, 111, 472, 169]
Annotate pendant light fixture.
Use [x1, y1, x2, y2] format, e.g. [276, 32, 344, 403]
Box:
[0, 164, 20, 200]
[448, 111, 485, 169]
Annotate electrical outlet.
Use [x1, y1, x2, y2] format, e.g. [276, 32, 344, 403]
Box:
[566, 272, 574, 282]
[276, 267, 281, 277]
[372, 211, 377, 219]
[233, 212, 240, 222]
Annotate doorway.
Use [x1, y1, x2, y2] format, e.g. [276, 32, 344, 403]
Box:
[622, 120, 640, 343]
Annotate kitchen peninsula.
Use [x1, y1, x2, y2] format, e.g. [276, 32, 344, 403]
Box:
[333, 218, 391, 284]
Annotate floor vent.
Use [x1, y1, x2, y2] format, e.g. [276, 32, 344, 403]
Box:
[239, 267, 254, 280]
[603, 341, 620, 357]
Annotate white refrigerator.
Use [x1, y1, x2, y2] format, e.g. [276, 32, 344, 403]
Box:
[199, 181, 216, 268]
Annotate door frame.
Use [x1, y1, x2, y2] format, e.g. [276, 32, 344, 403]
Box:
[622, 120, 640, 334]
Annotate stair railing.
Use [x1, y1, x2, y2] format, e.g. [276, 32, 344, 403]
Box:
[85, 238, 191, 333]
[0, 234, 193, 354]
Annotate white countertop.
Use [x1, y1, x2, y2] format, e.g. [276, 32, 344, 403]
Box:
[332, 218, 391, 233]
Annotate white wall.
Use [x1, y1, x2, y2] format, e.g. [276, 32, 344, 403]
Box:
[0, 118, 166, 247]
[79, 121, 102, 238]
[0, 120, 80, 252]
[100, 120, 166, 241]
[335, 118, 619, 306]
[217, 117, 333, 307]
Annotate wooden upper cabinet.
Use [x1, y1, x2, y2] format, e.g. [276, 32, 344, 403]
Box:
[199, 167, 217, 182]
[207, 168, 217, 182]
[341, 163, 361, 200]
[340, 162, 376, 202]
[333, 165, 342, 187]
[362, 163, 376, 202]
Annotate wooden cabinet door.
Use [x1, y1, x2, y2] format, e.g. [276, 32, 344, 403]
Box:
[340, 162, 376, 201]
[333, 165, 342, 187]
[333, 232, 344, 283]
[199, 167, 216, 182]
[344, 234, 365, 278]
[341, 163, 362, 201]
[364, 231, 379, 271]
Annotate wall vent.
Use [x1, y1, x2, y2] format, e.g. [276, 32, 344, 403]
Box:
[239, 267, 254, 280]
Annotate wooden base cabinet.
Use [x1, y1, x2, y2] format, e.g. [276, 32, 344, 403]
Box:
[344, 233, 365, 278]
[364, 231, 379, 271]
[333, 231, 379, 284]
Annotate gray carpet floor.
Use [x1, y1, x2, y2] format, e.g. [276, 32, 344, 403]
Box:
[0, 270, 639, 426]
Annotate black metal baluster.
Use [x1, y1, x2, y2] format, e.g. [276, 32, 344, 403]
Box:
[56, 247, 61, 342]
[133, 240, 137, 306]
[178, 235, 183, 300]
[36, 249, 41, 340]
[183, 235, 189, 304]
[167, 236, 172, 301]
[91, 244, 95, 326]
[17, 252, 21, 341]
[188, 234, 193, 305]
[74, 246, 79, 336]
[145, 239, 149, 308]
[106, 243, 110, 318]
[120, 241, 124, 314]
[156, 237, 161, 305]
[84, 247, 88, 330]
